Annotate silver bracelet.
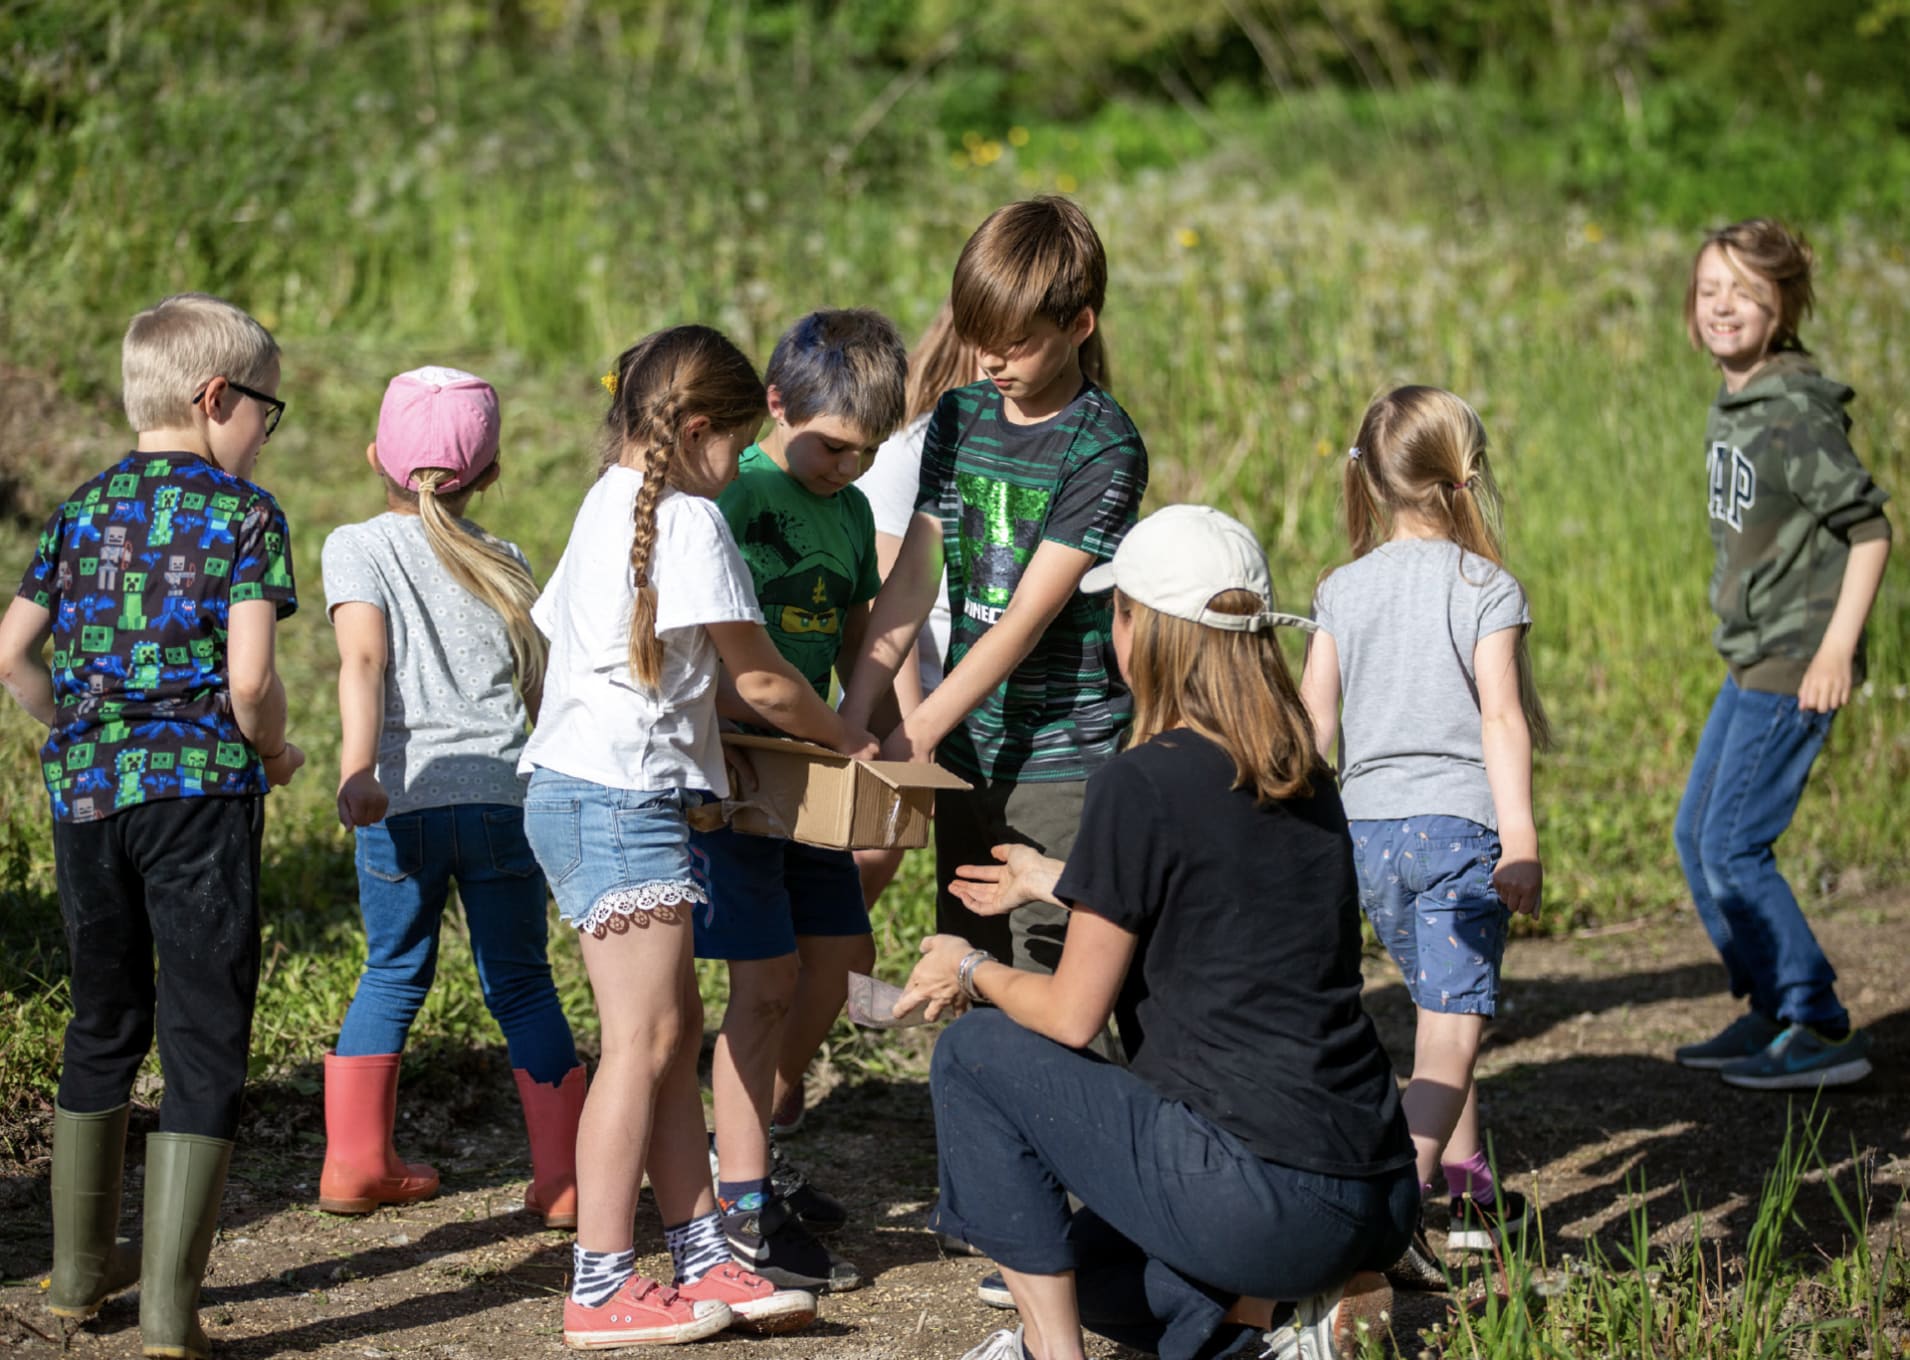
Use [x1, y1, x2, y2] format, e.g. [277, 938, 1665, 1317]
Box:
[956, 948, 995, 1003]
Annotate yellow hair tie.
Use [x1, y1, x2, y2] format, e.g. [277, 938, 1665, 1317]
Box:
[601, 370, 618, 396]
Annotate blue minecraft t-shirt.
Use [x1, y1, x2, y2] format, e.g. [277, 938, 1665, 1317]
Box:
[16, 450, 298, 823]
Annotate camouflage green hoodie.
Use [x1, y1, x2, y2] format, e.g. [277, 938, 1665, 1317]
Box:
[1704, 352, 1892, 693]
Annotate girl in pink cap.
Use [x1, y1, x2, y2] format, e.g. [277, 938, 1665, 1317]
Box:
[317, 367, 586, 1230]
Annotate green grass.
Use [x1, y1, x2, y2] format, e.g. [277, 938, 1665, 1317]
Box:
[1, 5, 1906, 1112]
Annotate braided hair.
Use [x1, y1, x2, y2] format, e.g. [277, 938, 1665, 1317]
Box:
[598, 326, 767, 689]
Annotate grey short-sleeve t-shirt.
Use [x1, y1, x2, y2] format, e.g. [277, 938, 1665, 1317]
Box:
[1313, 539, 1530, 828]
[322, 513, 532, 816]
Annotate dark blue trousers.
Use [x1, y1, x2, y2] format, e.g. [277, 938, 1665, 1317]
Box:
[930, 1008, 1414, 1360]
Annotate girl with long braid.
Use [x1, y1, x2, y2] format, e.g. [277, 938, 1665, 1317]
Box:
[520, 326, 877, 1348]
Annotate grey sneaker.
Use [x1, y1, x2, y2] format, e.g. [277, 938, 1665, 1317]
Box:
[1675, 1011, 1785, 1070]
[958, 1326, 1027, 1360]
[1260, 1271, 1391, 1359]
[1382, 1208, 1447, 1290]
[1719, 1024, 1873, 1090]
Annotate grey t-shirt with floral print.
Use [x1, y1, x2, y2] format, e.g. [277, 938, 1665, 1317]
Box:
[322, 513, 531, 815]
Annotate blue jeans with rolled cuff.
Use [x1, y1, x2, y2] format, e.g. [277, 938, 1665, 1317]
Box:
[336, 801, 578, 1083]
[929, 1008, 1416, 1360]
[1673, 676, 1845, 1031]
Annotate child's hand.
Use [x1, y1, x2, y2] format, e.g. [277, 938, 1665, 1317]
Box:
[1797, 646, 1855, 713]
[879, 723, 933, 764]
[1492, 853, 1542, 918]
[949, 844, 1064, 916]
[894, 933, 974, 1023]
[336, 768, 388, 827]
[263, 742, 306, 790]
[833, 722, 880, 762]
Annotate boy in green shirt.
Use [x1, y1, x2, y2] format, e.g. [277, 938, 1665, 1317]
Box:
[692, 308, 907, 1293]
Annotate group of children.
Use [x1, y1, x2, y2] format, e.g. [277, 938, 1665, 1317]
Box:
[0, 199, 1889, 1358]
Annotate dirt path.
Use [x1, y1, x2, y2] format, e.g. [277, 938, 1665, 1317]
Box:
[4, 893, 1907, 1359]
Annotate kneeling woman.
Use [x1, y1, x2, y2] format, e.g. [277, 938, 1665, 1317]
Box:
[899, 506, 1417, 1360]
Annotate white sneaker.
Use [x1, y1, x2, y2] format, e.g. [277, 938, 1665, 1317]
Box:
[1259, 1271, 1391, 1359]
[958, 1325, 1026, 1360]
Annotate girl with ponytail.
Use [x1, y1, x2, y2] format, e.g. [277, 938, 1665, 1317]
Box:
[1299, 385, 1550, 1288]
[320, 367, 583, 1232]
[519, 326, 876, 1348]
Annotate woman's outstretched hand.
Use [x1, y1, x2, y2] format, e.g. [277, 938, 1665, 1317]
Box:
[895, 933, 974, 1022]
[948, 844, 1065, 916]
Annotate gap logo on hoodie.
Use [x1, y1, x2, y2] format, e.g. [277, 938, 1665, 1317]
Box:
[1707, 441, 1757, 530]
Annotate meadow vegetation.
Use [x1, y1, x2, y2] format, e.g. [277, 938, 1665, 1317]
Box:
[2, 0, 1907, 1160]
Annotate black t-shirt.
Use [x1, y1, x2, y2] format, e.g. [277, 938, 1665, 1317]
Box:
[1053, 729, 1412, 1176]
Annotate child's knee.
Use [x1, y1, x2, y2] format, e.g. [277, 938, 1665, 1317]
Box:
[726, 954, 801, 1028]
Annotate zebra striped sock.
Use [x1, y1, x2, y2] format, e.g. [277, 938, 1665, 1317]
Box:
[666, 1212, 732, 1285]
[570, 1245, 637, 1307]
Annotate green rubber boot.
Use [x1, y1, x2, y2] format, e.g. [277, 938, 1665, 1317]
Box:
[48, 1103, 141, 1318]
[139, 1132, 232, 1360]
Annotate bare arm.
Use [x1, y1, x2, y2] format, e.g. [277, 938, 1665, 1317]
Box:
[878, 537, 1094, 763]
[228, 598, 304, 787]
[0, 597, 55, 726]
[839, 511, 943, 731]
[870, 529, 928, 716]
[1799, 533, 1892, 713]
[1299, 631, 1342, 761]
[332, 601, 390, 827]
[898, 909, 1136, 1047]
[1476, 626, 1539, 917]
[706, 619, 877, 757]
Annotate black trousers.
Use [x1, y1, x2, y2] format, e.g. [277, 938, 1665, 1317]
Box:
[54, 795, 264, 1139]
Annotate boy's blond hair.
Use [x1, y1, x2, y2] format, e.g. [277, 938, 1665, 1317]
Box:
[122, 292, 279, 431]
[1684, 218, 1816, 356]
[950, 196, 1107, 352]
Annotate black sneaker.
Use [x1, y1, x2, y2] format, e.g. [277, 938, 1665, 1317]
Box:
[1382, 1208, 1447, 1291]
[976, 1270, 1016, 1309]
[722, 1193, 862, 1293]
[1447, 1187, 1535, 1253]
[769, 1139, 848, 1236]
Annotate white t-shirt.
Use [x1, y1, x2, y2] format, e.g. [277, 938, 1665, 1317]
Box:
[856, 413, 951, 692]
[321, 513, 531, 815]
[519, 469, 763, 793]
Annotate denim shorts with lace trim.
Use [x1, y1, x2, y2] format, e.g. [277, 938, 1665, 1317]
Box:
[523, 770, 710, 936]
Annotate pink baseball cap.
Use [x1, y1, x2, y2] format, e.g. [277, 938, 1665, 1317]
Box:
[375, 366, 500, 492]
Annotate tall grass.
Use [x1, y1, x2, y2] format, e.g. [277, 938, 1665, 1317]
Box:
[1408, 1108, 1909, 1359]
[0, 8, 1906, 1104]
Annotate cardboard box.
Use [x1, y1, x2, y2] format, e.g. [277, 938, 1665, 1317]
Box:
[699, 733, 971, 851]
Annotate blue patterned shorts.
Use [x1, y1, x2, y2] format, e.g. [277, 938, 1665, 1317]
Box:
[1350, 815, 1507, 1016]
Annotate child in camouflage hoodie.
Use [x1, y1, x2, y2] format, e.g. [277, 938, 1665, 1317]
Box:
[1671, 219, 1891, 1091]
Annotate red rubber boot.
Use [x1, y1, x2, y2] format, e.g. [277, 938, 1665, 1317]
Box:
[317, 1052, 439, 1214]
[514, 1064, 587, 1229]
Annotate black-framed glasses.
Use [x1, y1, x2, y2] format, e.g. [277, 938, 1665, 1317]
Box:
[192, 380, 286, 440]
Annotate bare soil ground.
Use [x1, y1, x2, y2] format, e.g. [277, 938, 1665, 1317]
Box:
[3, 892, 1907, 1359]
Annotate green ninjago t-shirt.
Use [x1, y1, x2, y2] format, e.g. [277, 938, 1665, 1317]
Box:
[716, 444, 881, 701]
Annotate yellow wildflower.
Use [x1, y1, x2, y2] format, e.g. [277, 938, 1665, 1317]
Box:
[601, 371, 618, 395]
[1176, 227, 1200, 249]
[1007, 126, 1030, 147]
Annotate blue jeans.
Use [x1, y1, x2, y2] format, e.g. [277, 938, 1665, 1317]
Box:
[1673, 677, 1844, 1030]
[930, 1009, 1415, 1360]
[336, 803, 578, 1083]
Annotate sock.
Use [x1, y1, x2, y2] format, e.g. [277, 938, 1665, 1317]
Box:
[1443, 1149, 1496, 1207]
[717, 1176, 769, 1214]
[1420, 1179, 1435, 1201]
[1814, 1017, 1852, 1041]
[666, 1212, 734, 1285]
[570, 1245, 636, 1307]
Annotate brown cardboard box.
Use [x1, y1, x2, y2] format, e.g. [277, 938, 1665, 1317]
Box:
[703, 733, 971, 851]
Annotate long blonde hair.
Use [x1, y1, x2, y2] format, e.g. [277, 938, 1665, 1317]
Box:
[385, 471, 547, 699]
[599, 325, 767, 689]
[1342, 385, 1552, 749]
[1123, 589, 1318, 804]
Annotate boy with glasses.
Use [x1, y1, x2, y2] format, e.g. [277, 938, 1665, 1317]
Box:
[0, 292, 303, 1359]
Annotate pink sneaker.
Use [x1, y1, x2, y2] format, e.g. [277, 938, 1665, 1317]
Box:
[563, 1275, 732, 1348]
[678, 1261, 817, 1334]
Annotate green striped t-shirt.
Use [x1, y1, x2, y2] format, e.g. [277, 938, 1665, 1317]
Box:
[915, 379, 1147, 783]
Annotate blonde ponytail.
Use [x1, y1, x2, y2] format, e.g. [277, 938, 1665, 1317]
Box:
[413, 470, 548, 698]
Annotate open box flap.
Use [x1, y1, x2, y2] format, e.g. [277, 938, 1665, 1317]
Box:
[858, 760, 973, 792]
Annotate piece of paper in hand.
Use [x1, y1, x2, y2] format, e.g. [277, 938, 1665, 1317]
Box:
[845, 971, 931, 1028]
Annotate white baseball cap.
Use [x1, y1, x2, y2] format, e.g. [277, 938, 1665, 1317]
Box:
[1080, 504, 1317, 633]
